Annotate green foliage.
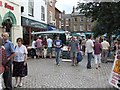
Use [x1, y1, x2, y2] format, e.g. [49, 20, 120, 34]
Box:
[2, 19, 12, 32]
[77, 1, 120, 37]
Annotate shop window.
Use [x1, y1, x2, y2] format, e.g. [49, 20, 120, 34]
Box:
[41, 6, 45, 21]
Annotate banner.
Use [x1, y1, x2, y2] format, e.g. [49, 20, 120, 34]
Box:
[109, 55, 120, 89]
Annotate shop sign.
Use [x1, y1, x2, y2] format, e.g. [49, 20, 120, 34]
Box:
[109, 55, 120, 89]
[21, 17, 47, 29]
[5, 3, 14, 10]
[0, 1, 14, 10]
[0, 1, 2, 7]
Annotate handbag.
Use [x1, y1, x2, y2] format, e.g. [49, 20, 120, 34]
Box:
[77, 51, 83, 63]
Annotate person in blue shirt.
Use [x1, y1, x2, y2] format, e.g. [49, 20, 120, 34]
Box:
[54, 36, 62, 66]
[3, 32, 16, 90]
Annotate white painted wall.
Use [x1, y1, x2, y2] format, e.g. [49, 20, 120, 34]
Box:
[20, 0, 47, 24]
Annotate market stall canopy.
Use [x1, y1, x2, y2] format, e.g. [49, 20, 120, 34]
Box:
[71, 33, 80, 36]
[32, 29, 65, 34]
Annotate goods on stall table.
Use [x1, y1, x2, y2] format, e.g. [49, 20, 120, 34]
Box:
[109, 54, 120, 89]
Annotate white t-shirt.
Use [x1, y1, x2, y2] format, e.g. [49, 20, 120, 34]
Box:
[14, 45, 28, 62]
[32, 40, 36, 48]
[85, 39, 94, 53]
[101, 40, 110, 50]
[47, 38, 53, 47]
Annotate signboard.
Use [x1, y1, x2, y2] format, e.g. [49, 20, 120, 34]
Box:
[21, 16, 47, 29]
[109, 55, 120, 89]
[0, 1, 14, 10]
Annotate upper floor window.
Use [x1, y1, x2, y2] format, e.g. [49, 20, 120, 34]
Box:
[74, 17, 77, 22]
[80, 16, 84, 22]
[59, 13, 61, 19]
[41, 6, 45, 21]
[49, 0, 52, 6]
[28, 0, 34, 16]
[49, 11, 52, 23]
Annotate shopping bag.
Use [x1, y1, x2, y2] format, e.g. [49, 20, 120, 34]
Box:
[77, 51, 83, 63]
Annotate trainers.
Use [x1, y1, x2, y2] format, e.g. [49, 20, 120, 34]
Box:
[57, 64, 60, 66]
[14, 83, 19, 88]
[18, 83, 22, 87]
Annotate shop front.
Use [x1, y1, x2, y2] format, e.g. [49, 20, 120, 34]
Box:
[0, 0, 22, 44]
[21, 16, 47, 46]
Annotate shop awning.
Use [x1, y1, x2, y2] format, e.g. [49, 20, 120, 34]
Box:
[32, 29, 65, 34]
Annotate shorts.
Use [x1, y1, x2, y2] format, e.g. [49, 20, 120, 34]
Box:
[70, 51, 77, 58]
[36, 48, 42, 54]
[48, 47, 52, 53]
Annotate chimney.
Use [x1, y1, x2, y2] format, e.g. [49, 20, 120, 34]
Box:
[72, 6, 75, 13]
[63, 10, 65, 14]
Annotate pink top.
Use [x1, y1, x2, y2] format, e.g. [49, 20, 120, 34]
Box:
[36, 39, 42, 48]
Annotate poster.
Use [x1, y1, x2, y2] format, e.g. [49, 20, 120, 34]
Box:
[109, 55, 120, 89]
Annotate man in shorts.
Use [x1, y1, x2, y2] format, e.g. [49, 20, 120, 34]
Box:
[35, 36, 43, 58]
[68, 36, 79, 66]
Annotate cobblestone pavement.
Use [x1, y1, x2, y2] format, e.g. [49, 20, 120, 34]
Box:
[12, 56, 115, 88]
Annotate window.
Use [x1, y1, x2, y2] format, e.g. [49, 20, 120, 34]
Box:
[28, 0, 34, 16]
[66, 26, 69, 31]
[80, 17, 84, 22]
[49, 0, 52, 6]
[41, 6, 45, 21]
[74, 25, 77, 31]
[87, 24, 91, 31]
[66, 18, 69, 25]
[59, 21, 61, 28]
[80, 24, 84, 31]
[59, 14, 61, 19]
[61, 19, 64, 25]
[74, 17, 77, 22]
[49, 11, 52, 23]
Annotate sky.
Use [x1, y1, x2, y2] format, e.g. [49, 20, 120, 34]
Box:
[55, 0, 80, 14]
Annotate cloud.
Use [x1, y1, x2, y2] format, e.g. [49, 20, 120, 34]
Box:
[56, 0, 79, 14]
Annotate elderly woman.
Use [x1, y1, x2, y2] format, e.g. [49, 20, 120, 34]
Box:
[13, 38, 28, 88]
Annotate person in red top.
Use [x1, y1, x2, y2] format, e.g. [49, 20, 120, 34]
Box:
[0, 36, 6, 90]
[35, 36, 43, 58]
[94, 37, 102, 69]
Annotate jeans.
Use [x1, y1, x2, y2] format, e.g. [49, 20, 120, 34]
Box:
[87, 52, 92, 68]
[101, 49, 108, 63]
[3, 60, 12, 90]
[55, 50, 61, 64]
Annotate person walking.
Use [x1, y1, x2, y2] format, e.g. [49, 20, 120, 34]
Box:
[47, 36, 53, 59]
[68, 36, 79, 66]
[0, 36, 5, 90]
[54, 36, 62, 66]
[85, 35, 94, 69]
[3, 32, 16, 90]
[81, 38, 86, 56]
[35, 36, 43, 59]
[94, 38, 102, 69]
[101, 38, 110, 63]
[13, 38, 28, 88]
[31, 38, 36, 59]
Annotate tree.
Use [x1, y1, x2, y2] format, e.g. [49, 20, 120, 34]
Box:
[77, 1, 120, 38]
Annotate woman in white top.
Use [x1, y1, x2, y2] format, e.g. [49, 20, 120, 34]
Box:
[13, 38, 28, 88]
